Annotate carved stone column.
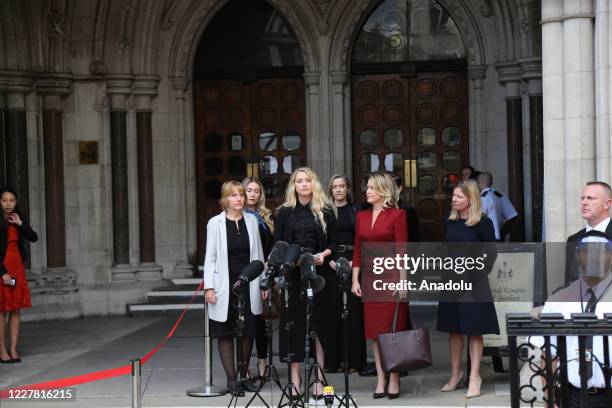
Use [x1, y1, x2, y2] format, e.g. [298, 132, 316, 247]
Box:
[36, 74, 73, 281]
[133, 76, 162, 281]
[0, 75, 33, 217]
[497, 62, 525, 242]
[303, 73, 326, 177]
[107, 75, 136, 281]
[169, 76, 193, 278]
[468, 65, 487, 170]
[330, 71, 350, 176]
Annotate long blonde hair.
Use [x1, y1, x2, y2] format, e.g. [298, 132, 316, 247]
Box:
[280, 167, 332, 233]
[448, 180, 483, 226]
[242, 176, 274, 233]
[368, 172, 399, 209]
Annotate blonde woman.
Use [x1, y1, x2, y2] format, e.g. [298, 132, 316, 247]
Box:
[351, 172, 408, 399]
[203, 181, 265, 396]
[437, 180, 498, 398]
[275, 167, 337, 400]
[242, 176, 274, 378]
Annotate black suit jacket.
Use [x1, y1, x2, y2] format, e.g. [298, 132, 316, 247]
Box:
[274, 205, 337, 261]
[0, 213, 38, 276]
[565, 221, 612, 283]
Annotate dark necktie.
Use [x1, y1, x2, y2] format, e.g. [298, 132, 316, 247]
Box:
[585, 288, 597, 380]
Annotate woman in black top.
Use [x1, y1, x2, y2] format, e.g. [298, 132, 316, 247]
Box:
[437, 180, 499, 398]
[242, 176, 274, 378]
[275, 167, 337, 398]
[327, 174, 366, 372]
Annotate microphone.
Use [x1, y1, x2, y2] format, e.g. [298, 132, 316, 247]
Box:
[232, 260, 264, 294]
[299, 252, 325, 296]
[281, 244, 301, 273]
[268, 241, 289, 267]
[336, 257, 351, 274]
[323, 385, 334, 408]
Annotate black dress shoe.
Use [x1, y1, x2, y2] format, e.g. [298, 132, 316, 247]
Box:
[387, 392, 399, 399]
[241, 380, 258, 392]
[0, 358, 14, 364]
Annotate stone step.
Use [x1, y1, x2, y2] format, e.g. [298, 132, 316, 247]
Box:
[127, 302, 204, 315]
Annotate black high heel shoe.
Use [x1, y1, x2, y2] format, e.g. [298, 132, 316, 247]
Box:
[387, 379, 400, 399]
[373, 383, 388, 399]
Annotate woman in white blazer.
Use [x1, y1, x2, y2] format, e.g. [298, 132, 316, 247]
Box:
[203, 180, 265, 396]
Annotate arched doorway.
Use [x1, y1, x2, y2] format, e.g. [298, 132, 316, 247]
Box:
[193, 0, 306, 256]
[351, 0, 468, 241]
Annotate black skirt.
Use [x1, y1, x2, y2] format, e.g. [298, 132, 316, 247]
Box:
[436, 301, 500, 335]
[279, 266, 339, 363]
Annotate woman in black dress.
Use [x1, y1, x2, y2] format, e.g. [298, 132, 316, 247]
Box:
[242, 176, 274, 378]
[326, 174, 366, 372]
[275, 167, 337, 399]
[203, 181, 265, 395]
[437, 180, 499, 398]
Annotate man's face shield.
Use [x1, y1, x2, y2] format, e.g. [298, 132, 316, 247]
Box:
[575, 236, 612, 279]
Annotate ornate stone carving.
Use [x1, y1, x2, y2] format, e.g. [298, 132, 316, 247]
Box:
[89, 60, 108, 75]
[47, 10, 67, 38]
[313, 0, 331, 16]
[160, 0, 180, 31]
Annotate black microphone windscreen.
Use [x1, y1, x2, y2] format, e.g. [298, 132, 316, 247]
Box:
[284, 244, 301, 265]
[336, 257, 350, 272]
[299, 252, 315, 269]
[239, 260, 265, 282]
[268, 241, 289, 265]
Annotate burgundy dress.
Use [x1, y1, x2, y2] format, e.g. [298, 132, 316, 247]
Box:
[0, 225, 32, 312]
[353, 207, 408, 339]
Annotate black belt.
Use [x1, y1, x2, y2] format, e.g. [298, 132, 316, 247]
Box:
[569, 384, 608, 395]
[337, 244, 354, 253]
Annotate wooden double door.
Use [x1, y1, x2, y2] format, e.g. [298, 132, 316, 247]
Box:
[195, 78, 306, 256]
[352, 71, 469, 241]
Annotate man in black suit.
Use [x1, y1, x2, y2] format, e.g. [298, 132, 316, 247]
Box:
[565, 181, 612, 282]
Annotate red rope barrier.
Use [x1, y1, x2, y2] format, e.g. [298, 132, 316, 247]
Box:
[0, 281, 205, 399]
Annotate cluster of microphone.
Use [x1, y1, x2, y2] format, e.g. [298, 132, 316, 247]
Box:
[233, 241, 343, 297]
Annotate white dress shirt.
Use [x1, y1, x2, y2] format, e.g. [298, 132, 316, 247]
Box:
[585, 217, 611, 233]
[530, 273, 612, 388]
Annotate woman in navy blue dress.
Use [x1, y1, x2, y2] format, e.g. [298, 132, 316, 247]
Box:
[437, 180, 499, 398]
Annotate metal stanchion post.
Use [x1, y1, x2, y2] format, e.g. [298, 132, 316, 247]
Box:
[130, 359, 142, 408]
[187, 270, 226, 397]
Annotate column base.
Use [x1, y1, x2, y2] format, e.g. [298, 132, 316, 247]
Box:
[136, 262, 163, 281]
[41, 267, 78, 292]
[170, 261, 194, 278]
[112, 264, 137, 282]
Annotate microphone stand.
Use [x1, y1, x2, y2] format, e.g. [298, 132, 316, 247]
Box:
[278, 274, 304, 408]
[227, 290, 248, 408]
[338, 278, 358, 408]
[304, 280, 329, 403]
[245, 281, 284, 408]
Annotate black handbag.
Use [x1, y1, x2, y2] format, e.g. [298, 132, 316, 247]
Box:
[377, 302, 433, 372]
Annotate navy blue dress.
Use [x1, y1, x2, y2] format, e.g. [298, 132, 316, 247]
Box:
[436, 216, 500, 335]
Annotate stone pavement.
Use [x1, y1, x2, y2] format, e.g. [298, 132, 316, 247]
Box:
[0, 307, 516, 408]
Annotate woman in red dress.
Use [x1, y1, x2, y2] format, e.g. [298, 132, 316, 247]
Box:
[351, 172, 408, 399]
[0, 188, 38, 364]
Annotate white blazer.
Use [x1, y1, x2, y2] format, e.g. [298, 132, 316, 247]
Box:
[203, 211, 264, 322]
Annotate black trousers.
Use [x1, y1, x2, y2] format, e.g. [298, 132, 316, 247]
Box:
[566, 386, 609, 408]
